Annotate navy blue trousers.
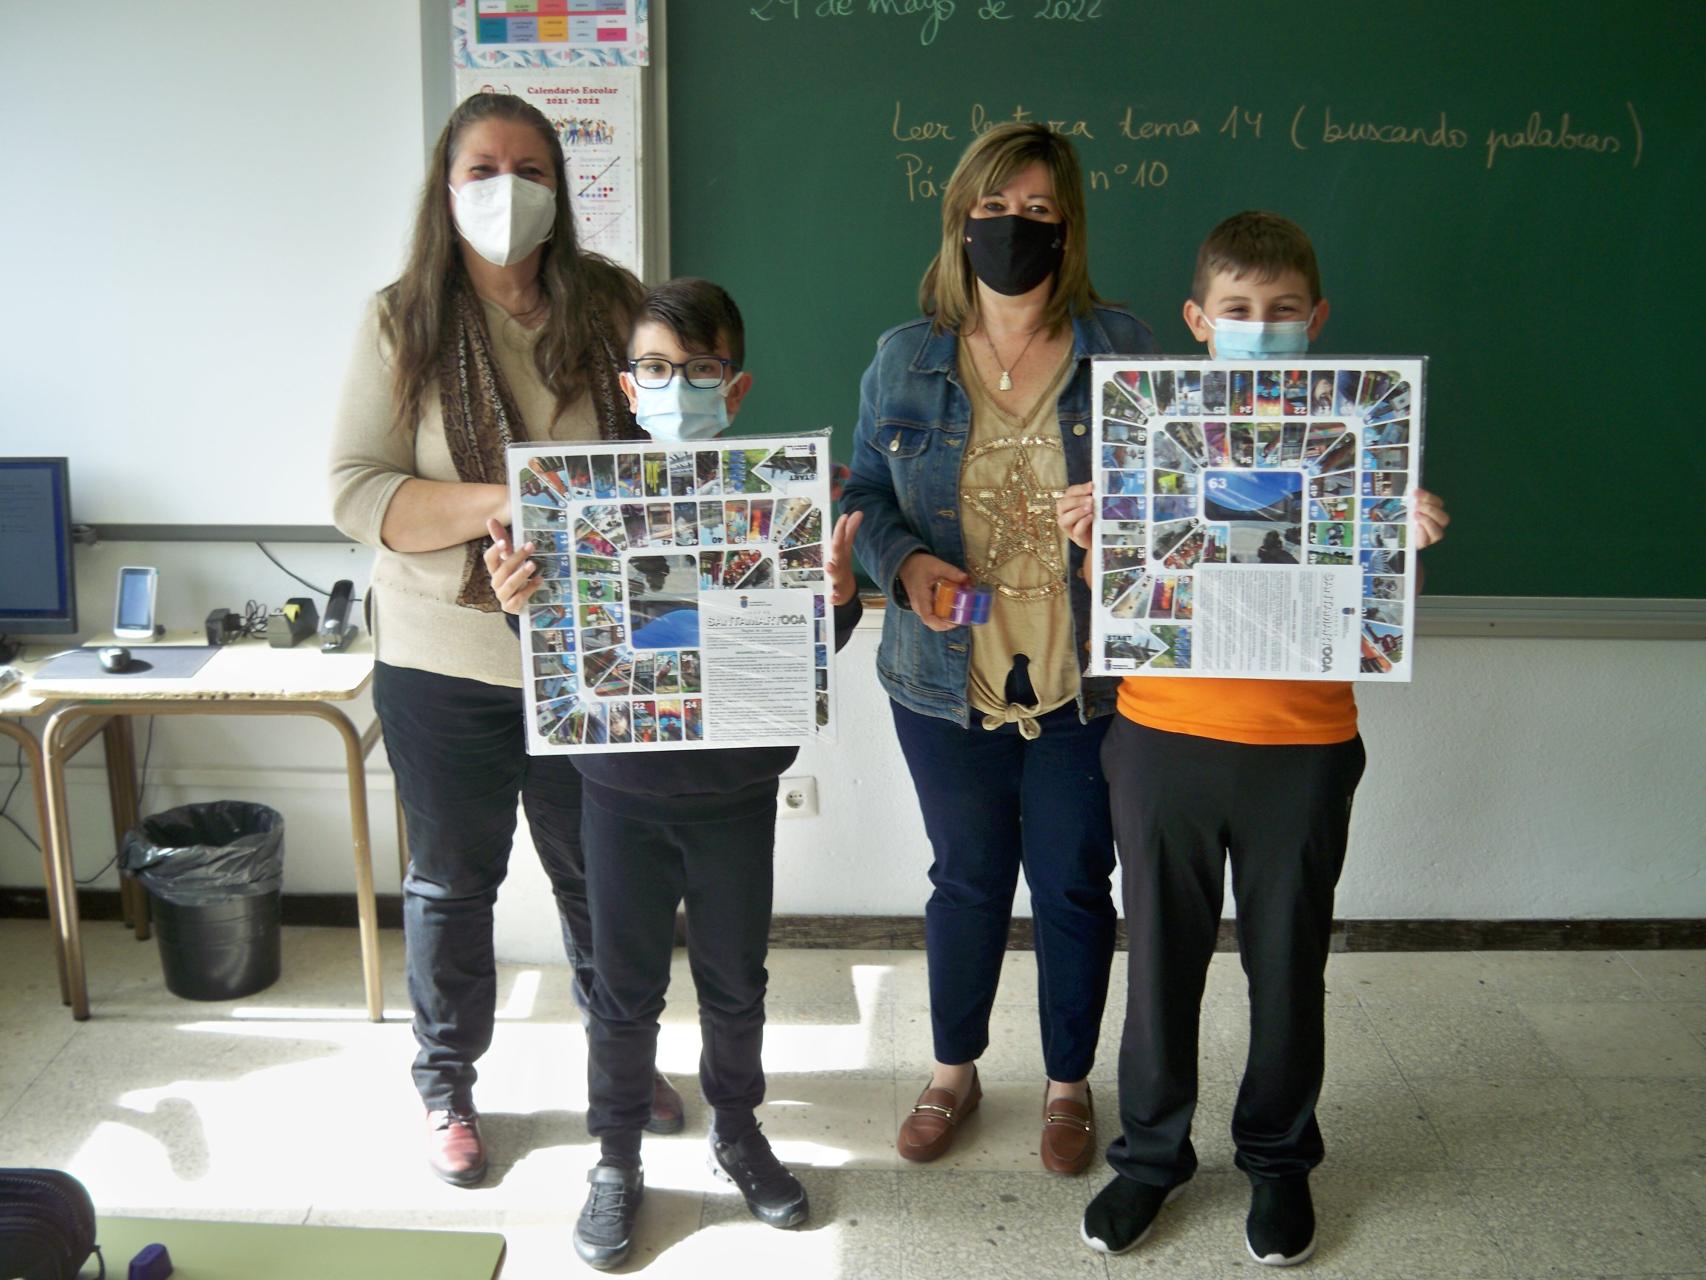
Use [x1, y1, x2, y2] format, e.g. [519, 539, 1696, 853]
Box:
[375, 661, 592, 1112]
[889, 699, 1117, 1082]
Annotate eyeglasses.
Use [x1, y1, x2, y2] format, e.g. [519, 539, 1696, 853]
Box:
[628, 356, 731, 389]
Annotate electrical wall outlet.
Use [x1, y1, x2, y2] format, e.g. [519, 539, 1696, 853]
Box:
[779, 775, 817, 818]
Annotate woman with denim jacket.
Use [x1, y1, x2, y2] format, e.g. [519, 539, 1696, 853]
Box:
[842, 124, 1157, 1176]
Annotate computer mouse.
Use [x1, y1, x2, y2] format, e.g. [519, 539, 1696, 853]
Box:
[98, 646, 132, 673]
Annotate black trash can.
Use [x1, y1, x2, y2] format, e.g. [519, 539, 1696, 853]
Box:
[120, 802, 286, 1001]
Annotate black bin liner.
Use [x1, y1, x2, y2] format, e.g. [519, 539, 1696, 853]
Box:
[121, 802, 285, 1000]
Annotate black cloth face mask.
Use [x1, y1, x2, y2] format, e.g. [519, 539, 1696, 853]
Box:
[961, 214, 1065, 297]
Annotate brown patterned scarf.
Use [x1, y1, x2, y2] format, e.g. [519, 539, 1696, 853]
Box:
[438, 275, 641, 610]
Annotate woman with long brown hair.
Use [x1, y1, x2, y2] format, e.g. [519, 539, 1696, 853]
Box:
[843, 123, 1157, 1176]
[328, 92, 680, 1187]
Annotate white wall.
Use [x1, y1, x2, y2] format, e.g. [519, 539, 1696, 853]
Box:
[0, 1, 424, 527]
[4, 538, 1702, 965]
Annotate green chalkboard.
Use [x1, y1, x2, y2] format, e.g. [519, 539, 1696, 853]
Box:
[668, 0, 1704, 600]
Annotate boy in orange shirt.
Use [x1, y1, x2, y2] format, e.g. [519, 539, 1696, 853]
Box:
[1057, 212, 1449, 1265]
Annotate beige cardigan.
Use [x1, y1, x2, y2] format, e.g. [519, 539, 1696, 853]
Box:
[327, 296, 600, 688]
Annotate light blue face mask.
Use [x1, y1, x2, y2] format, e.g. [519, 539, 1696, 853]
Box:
[1208, 315, 1312, 361]
[633, 380, 729, 442]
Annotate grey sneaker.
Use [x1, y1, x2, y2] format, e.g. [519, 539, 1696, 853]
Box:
[709, 1128, 808, 1228]
[573, 1159, 644, 1270]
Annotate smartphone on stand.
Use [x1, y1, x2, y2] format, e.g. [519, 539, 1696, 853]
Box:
[112, 566, 159, 641]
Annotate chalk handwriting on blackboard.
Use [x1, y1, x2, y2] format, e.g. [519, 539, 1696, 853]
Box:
[889, 100, 1648, 201]
[1121, 109, 1202, 142]
[894, 101, 1094, 142]
[750, 0, 1102, 47]
[892, 103, 956, 142]
[1217, 108, 1263, 140]
[1483, 108, 1641, 170]
[1308, 109, 1471, 151]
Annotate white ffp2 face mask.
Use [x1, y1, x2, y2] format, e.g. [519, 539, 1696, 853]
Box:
[448, 173, 556, 267]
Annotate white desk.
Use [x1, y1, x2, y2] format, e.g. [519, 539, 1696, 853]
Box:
[21, 631, 387, 1021]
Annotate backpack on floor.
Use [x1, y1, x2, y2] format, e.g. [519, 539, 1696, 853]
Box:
[0, 1169, 102, 1280]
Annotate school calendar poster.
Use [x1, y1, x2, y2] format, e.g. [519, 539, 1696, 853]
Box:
[1089, 358, 1425, 682]
[508, 435, 834, 753]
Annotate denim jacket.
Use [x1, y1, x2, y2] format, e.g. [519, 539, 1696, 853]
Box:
[843, 305, 1158, 727]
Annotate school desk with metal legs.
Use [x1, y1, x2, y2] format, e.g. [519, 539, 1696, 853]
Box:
[1, 674, 156, 1002]
[1, 696, 68, 1003]
[27, 632, 388, 1022]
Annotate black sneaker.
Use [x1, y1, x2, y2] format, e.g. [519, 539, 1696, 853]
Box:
[573, 1159, 644, 1270]
[1080, 1174, 1189, 1254]
[709, 1128, 809, 1228]
[1247, 1175, 1316, 1266]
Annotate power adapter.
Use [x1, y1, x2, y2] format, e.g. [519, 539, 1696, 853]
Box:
[205, 608, 242, 646]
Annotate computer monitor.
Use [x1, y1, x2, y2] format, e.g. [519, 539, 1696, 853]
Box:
[0, 457, 77, 637]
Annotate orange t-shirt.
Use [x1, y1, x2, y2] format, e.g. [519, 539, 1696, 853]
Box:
[1117, 675, 1357, 746]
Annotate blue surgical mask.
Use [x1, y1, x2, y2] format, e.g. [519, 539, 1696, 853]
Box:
[1208, 315, 1312, 361]
[633, 380, 729, 442]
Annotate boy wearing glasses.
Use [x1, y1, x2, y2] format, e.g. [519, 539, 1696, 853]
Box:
[486, 278, 864, 1270]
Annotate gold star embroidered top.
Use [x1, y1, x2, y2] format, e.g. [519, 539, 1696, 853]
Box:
[958, 346, 1080, 736]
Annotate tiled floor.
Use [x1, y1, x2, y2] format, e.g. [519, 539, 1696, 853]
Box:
[3, 921, 1703, 1278]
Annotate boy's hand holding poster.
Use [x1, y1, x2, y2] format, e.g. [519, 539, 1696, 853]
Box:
[508, 435, 834, 753]
[1089, 358, 1425, 682]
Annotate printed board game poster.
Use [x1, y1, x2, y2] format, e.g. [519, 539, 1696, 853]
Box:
[508, 434, 835, 753]
[1089, 358, 1425, 682]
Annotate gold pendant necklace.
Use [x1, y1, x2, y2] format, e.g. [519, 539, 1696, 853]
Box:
[982, 325, 1042, 392]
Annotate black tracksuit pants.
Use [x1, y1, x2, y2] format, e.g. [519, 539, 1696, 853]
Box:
[580, 785, 777, 1160]
[1102, 715, 1365, 1186]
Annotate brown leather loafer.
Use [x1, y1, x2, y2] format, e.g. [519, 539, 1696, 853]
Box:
[1040, 1087, 1095, 1176]
[897, 1071, 982, 1163]
[645, 1071, 686, 1135]
[426, 1108, 487, 1187]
